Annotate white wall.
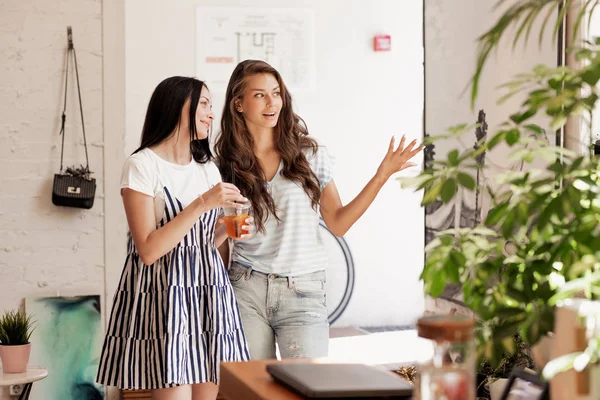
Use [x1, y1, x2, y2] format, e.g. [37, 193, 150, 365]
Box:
[102, 1, 127, 399]
[426, 0, 556, 161]
[124, 0, 425, 327]
[0, 1, 105, 399]
[589, 9, 600, 146]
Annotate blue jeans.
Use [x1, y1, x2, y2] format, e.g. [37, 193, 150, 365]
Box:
[228, 262, 329, 360]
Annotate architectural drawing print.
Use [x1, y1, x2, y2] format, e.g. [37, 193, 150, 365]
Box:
[197, 7, 314, 92]
[236, 32, 277, 63]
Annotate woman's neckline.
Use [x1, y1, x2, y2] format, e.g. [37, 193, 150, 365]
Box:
[268, 161, 283, 185]
[147, 148, 195, 170]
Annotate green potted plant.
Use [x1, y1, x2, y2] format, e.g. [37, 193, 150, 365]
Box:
[402, 0, 600, 392]
[478, 333, 535, 398]
[0, 309, 36, 373]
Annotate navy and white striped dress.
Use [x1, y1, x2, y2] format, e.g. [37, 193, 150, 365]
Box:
[96, 186, 250, 390]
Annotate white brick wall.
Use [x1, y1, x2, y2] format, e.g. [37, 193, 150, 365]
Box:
[0, 1, 104, 398]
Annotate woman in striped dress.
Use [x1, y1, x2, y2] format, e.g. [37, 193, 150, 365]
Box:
[96, 76, 250, 400]
[215, 60, 422, 360]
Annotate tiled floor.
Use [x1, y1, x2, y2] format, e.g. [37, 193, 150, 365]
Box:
[359, 325, 415, 333]
[328, 326, 370, 338]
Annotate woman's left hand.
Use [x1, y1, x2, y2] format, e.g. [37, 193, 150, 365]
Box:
[376, 135, 423, 180]
[218, 216, 257, 240]
[238, 216, 256, 240]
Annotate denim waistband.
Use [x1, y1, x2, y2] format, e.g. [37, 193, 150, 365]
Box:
[230, 262, 325, 282]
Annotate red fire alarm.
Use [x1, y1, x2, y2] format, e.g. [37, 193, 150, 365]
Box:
[374, 35, 391, 51]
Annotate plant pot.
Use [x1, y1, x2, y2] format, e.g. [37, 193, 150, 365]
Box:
[489, 378, 509, 400]
[0, 343, 31, 373]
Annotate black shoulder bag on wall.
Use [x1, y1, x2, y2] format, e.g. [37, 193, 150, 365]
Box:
[52, 26, 96, 210]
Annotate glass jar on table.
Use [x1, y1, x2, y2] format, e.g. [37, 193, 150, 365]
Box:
[414, 315, 476, 400]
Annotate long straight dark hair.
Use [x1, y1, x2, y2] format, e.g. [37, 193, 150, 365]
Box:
[215, 60, 320, 233]
[134, 76, 212, 163]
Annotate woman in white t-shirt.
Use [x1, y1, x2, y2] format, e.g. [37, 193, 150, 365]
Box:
[214, 60, 422, 360]
[96, 77, 250, 400]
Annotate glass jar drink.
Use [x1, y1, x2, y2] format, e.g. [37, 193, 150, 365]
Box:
[414, 315, 476, 400]
[222, 203, 250, 239]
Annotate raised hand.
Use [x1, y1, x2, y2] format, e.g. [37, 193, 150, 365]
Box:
[376, 135, 423, 180]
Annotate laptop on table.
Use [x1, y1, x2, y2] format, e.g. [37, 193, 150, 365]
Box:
[266, 363, 413, 399]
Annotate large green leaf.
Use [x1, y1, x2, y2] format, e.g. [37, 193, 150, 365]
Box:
[506, 129, 521, 146]
[485, 202, 510, 226]
[581, 66, 600, 86]
[422, 182, 443, 206]
[457, 172, 476, 190]
[523, 124, 544, 135]
[487, 131, 507, 150]
[441, 179, 458, 203]
[502, 210, 516, 238]
[428, 268, 447, 297]
[447, 150, 460, 166]
[445, 253, 462, 284]
[509, 109, 536, 124]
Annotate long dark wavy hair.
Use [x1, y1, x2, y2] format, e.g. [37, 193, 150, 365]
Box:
[215, 60, 320, 233]
[134, 76, 212, 163]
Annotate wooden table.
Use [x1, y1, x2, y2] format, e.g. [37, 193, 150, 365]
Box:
[121, 361, 294, 400]
[219, 360, 306, 400]
[219, 360, 413, 400]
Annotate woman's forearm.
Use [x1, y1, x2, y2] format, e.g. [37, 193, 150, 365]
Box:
[132, 198, 206, 265]
[327, 174, 387, 236]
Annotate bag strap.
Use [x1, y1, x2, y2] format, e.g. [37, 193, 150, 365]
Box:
[59, 26, 90, 173]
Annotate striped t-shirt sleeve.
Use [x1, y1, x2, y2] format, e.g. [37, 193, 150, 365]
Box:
[312, 145, 335, 191]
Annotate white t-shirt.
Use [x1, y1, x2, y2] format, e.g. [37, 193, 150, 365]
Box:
[120, 148, 222, 225]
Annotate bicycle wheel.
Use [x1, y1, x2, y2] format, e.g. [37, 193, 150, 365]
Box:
[319, 219, 355, 324]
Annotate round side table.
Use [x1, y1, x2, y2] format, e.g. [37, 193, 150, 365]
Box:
[0, 367, 48, 400]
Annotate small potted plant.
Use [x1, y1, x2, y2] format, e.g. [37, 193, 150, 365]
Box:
[0, 310, 36, 373]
